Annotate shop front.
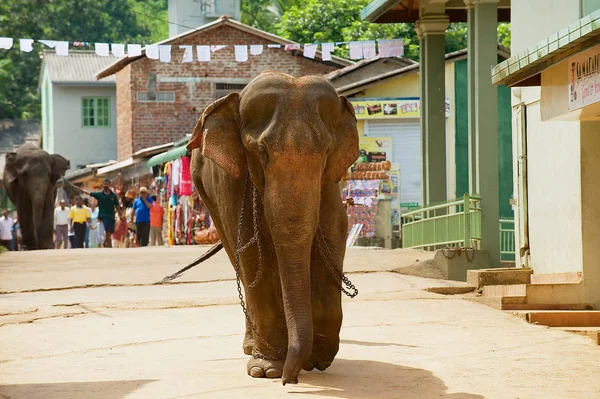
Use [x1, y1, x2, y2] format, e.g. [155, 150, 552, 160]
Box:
[147, 141, 219, 247]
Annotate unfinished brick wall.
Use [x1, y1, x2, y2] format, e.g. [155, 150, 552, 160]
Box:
[115, 24, 342, 160]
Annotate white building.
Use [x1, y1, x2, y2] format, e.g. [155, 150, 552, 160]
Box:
[40, 51, 118, 171]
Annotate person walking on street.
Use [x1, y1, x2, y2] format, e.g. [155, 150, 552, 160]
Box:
[69, 196, 91, 249]
[149, 195, 164, 246]
[54, 200, 70, 249]
[70, 179, 121, 248]
[0, 210, 15, 250]
[88, 200, 100, 248]
[131, 187, 153, 247]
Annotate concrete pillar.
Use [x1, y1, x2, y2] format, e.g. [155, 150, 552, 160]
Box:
[466, 0, 500, 265]
[416, 13, 450, 206]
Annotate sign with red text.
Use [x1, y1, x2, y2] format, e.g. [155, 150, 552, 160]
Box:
[568, 45, 600, 110]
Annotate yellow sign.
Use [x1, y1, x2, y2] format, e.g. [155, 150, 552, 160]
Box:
[350, 97, 450, 119]
[357, 137, 393, 162]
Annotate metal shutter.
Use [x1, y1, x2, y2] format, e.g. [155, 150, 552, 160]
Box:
[366, 120, 422, 207]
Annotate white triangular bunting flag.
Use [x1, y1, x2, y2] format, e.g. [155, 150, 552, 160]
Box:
[284, 43, 300, 51]
[321, 43, 334, 61]
[159, 45, 172, 62]
[303, 44, 317, 59]
[210, 45, 226, 53]
[127, 44, 142, 57]
[180, 45, 193, 63]
[250, 45, 263, 55]
[234, 45, 248, 62]
[39, 40, 57, 49]
[0, 37, 13, 49]
[197, 45, 210, 62]
[19, 39, 34, 52]
[267, 44, 281, 49]
[55, 41, 69, 56]
[94, 43, 109, 56]
[348, 42, 363, 60]
[112, 44, 125, 57]
[146, 44, 159, 60]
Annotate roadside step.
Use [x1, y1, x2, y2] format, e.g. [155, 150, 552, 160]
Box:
[511, 310, 600, 327]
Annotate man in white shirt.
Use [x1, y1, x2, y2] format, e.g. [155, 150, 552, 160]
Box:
[0, 209, 15, 250]
[54, 200, 70, 249]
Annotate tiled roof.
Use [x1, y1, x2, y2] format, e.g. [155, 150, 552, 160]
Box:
[324, 55, 416, 81]
[43, 50, 118, 84]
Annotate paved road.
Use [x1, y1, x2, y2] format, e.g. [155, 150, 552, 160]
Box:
[1, 247, 599, 398]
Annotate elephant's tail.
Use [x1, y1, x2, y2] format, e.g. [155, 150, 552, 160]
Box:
[158, 240, 223, 283]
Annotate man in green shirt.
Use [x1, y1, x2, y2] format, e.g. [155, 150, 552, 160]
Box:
[72, 179, 121, 248]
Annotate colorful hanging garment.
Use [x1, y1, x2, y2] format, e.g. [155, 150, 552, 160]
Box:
[179, 156, 193, 196]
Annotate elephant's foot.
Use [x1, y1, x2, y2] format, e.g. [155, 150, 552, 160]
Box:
[303, 334, 339, 372]
[247, 358, 284, 379]
[243, 334, 254, 355]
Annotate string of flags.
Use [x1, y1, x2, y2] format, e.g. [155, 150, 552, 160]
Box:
[0, 37, 404, 62]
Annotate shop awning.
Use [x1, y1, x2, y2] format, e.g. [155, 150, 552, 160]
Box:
[492, 10, 600, 87]
[147, 145, 189, 167]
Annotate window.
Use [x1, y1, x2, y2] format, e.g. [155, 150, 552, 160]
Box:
[136, 91, 175, 102]
[214, 83, 247, 100]
[82, 97, 110, 127]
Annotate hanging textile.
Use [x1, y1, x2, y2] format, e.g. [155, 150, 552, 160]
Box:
[179, 156, 193, 196]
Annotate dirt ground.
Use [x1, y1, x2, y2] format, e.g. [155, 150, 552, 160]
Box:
[1, 247, 599, 399]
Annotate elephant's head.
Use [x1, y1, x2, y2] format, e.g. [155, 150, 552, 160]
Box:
[4, 146, 70, 248]
[188, 72, 358, 384]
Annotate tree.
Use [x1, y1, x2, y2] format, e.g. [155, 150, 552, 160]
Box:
[277, 0, 510, 61]
[0, 0, 167, 120]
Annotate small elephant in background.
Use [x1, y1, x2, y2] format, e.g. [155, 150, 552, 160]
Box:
[3, 143, 70, 250]
[188, 71, 359, 385]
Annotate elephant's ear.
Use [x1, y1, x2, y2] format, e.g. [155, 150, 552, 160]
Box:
[324, 96, 359, 184]
[4, 152, 18, 185]
[50, 154, 70, 184]
[187, 92, 245, 178]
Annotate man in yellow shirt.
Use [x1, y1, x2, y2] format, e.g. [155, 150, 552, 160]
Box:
[69, 196, 91, 249]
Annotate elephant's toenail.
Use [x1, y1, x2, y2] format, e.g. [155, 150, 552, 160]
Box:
[249, 367, 265, 378]
[316, 361, 331, 371]
[302, 362, 315, 371]
[265, 368, 282, 378]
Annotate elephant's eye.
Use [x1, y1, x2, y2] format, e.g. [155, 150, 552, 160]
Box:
[258, 142, 269, 165]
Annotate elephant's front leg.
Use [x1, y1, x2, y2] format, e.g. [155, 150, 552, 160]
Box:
[239, 248, 288, 379]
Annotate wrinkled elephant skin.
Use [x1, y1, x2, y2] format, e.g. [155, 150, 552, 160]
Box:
[188, 72, 359, 384]
[3, 143, 70, 250]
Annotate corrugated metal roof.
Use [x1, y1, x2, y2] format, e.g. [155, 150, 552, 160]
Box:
[43, 50, 118, 84]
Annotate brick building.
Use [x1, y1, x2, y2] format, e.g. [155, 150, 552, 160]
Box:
[96, 16, 352, 160]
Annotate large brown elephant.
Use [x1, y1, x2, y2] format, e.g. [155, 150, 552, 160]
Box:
[188, 71, 359, 385]
[3, 143, 70, 250]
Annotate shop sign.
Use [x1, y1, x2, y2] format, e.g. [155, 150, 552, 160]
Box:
[349, 98, 450, 119]
[568, 45, 600, 110]
[401, 202, 419, 209]
[357, 137, 393, 162]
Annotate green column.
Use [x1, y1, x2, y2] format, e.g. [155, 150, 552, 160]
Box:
[416, 15, 450, 206]
[467, 0, 500, 265]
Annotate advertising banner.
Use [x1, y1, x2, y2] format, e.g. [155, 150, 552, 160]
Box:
[357, 137, 393, 162]
[350, 98, 450, 119]
[568, 45, 600, 110]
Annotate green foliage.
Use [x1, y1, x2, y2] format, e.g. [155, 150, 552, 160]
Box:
[0, 0, 168, 120]
[498, 23, 511, 48]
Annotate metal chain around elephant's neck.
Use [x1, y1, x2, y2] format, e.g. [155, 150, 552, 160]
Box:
[233, 174, 359, 358]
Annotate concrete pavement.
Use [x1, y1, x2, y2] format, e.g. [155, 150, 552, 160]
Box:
[1, 247, 599, 398]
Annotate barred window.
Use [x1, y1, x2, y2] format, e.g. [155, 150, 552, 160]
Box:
[214, 83, 246, 100]
[136, 91, 176, 102]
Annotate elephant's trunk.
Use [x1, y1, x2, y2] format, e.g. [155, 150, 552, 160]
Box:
[28, 178, 49, 249]
[263, 168, 321, 386]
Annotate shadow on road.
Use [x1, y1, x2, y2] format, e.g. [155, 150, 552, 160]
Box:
[290, 358, 483, 399]
[0, 379, 156, 399]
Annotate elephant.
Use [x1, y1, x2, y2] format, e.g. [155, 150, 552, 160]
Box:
[3, 143, 70, 250]
[187, 71, 359, 385]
